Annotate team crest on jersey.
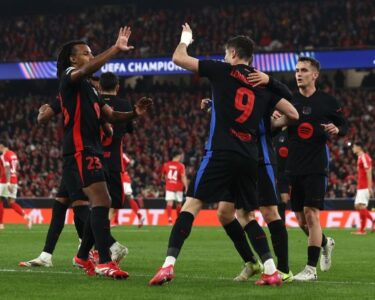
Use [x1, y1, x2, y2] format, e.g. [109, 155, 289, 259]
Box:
[302, 106, 312, 115]
[297, 122, 314, 139]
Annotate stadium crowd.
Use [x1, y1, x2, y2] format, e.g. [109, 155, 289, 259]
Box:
[1, 0, 374, 62]
[0, 80, 373, 200]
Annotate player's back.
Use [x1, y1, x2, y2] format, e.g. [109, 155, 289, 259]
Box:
[198, 60, 281, 158]
[163, 161, 184, 192]
[102, 95, 133, 173]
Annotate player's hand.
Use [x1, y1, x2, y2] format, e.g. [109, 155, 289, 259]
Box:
[247, 69, 270, 87]
[369, 188, 374, 198]
[271, 110, 282, 119]
[38, 104, 50, 113]
[134, 97, 153, 115]
[180, 23, 193, 46]
[200, 98, 212, 112]
[115, 26, 135, 52]
[321, 123, 339, 135]
[7, 184, 13, 193]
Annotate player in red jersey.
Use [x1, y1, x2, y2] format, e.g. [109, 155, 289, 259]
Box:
[0, 141, 32, 229]
[162, 151, 188, 225]
[352, 141, 374, 234]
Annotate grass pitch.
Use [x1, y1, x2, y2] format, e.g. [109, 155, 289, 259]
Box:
[0, 225, 374, 300]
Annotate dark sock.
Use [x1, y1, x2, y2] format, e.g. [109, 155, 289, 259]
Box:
[73, 205, 90, 239]
[223, 219, 257, 263]
[91, 207, 111, 263]
[307, 246, 321, 267]
[321, 234, 327, 248]
[77, 211, 95, 260]
[268, 219, 289, 273]
[43, 201, 68, 254]
[244, 220, 272, 262]
[278, 202, 286, 223]
[108, 234, 116, 247]
[166, 211, 194, 258]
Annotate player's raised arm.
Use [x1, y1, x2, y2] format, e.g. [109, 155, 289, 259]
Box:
[58, 27, 134, 81]
[101, 97, 153, 123]
[172, 23, 199, 72]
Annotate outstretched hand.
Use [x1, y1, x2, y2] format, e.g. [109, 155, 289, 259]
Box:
[135, 97, 153, 115]
[38, 104, 50, 113]
[115, 26, 135, 52]
[180, 23, 193, 45]
[200, 98, 212, 112]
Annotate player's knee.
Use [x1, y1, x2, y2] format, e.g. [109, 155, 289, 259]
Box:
[217, 209, 234, 225]
[260, 206, 280, 223]
[181, 197, 202, 217]
[304, 209, 320, 227]
[236, 210, 255, 227]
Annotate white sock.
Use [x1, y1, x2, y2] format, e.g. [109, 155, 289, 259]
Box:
[40, 252, 52, 261]
[263, 258, 277, 275]
[162, 256, 176, 268]
[110, 241, 119, 252]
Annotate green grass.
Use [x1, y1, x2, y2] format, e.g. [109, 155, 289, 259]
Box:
[0, 225, 374, 300]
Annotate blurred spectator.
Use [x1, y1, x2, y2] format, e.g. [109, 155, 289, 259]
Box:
[361, 70, 375, 89]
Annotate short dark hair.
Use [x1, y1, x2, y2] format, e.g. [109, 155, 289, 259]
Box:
[172, 150, 183, 159]
[353, 140, 364, 149]
[56, 40, 87, 78]
[225, 35, 255, 62]
[99, 72, 119, 91]
[298, 56, 321, 72]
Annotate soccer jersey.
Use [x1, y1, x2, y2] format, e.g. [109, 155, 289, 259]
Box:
[273, 128, 289, 174]
[122, 153, 131, 183]
[1, 150, 18, 184]
[162, 161, 185, 192]
[257, 111, 277, 166]
[286, 90, 348, 175]
[198, 60, 281, 158]
[357, 153, 372, 189]
[59, 67, 105, 156]
[0, 156, 6, 184]
[102, 95, 133, 172]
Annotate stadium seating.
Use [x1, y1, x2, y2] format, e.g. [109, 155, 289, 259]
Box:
[0, 0, 374, 61]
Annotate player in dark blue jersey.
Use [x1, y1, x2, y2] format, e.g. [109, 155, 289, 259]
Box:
[56, 27, 152, 279]
[273, 57, 347, 281]
[149, 23, 298, 286]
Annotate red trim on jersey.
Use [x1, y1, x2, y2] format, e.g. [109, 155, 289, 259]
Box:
[74, 152, 84, 184]
[73, 92, 84, 153]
